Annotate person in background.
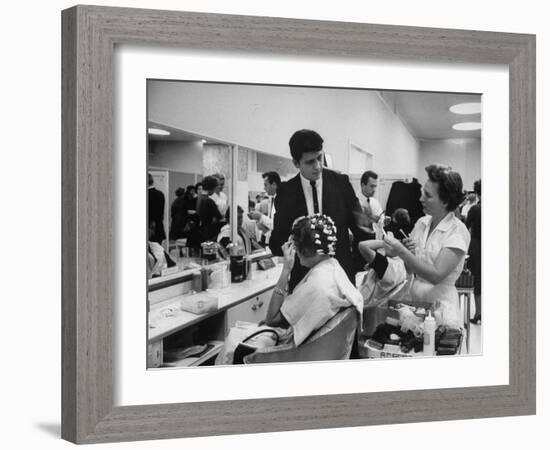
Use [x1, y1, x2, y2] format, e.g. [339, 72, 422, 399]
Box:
[217, 205, 263, 255]
[248, 171, 281, 246]
[210, 173, 229, 218]
[147, 219, 175, 278]
[169, 186, 191, 240]
[384, 208, 413, 239]
[466, 179, 482, 324]
[196, 175, 223, 243]
[383, 164, 470, 328]
[270, 129, 366, 292]
[195, 181, 204, 196]
[148, 173, 166, 244]
[360, 170, 384, 239]
[460, 192, 478, 221]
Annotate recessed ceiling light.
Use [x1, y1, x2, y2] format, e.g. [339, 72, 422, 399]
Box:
[449, 102, 481, 115]
[148, 127, 170, 136]
[201, 139, 207, 143]
[452, 122, 482, 131]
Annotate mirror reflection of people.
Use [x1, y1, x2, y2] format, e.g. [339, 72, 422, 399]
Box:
[217, 206, 262, 255]
[210, 173, 229, 218]
[248, 171, 281, 245]
[270, 129, 365, 292]
[169, 185, 197, 240]
[196, 175, 223, 243]
[148, 173, 166, 244]
[466, 179, 481, 324]
[147, 219, 175, 279]
[215, 214, 363, 365]
[383, 164, 470, 327]
[195, 181, 204, 196]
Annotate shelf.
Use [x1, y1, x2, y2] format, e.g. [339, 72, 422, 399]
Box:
[162, 340, 224, 367]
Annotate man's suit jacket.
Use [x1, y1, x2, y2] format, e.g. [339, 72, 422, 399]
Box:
[269, 169, 362, 291]
[148, 187, 166, 244]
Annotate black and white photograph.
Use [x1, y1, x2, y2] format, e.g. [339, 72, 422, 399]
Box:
[146, 80, 482, 368]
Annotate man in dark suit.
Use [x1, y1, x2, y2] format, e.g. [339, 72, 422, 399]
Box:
[269, 129, 365, 292]
[148, 173, 166, 244]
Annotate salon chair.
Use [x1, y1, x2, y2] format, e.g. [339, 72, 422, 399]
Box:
[243, 306, 358, 364]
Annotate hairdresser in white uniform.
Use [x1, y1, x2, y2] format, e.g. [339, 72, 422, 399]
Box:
[383, 164, 470, 328]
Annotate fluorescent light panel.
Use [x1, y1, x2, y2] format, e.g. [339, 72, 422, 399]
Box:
[452, 122, 482, 131]
[449, 102, 482, 115]
[148, 127, 170, 136]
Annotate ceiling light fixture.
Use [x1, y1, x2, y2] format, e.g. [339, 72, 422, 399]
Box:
[449, 102, 482, 115]
[452, 122, 482, 131]
[148, 127, 170, 136]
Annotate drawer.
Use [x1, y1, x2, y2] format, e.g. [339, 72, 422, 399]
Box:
[225, 290, 271, 330]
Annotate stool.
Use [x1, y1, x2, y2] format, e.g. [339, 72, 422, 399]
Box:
[457, 287, 473, 353]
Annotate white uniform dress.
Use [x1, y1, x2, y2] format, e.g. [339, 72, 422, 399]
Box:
[409, 212, 470, 327]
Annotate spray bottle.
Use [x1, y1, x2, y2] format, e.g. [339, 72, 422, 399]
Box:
[423, 310, 436, 356]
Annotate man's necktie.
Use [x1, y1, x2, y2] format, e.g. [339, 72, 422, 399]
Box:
[310, 180, 319, 214]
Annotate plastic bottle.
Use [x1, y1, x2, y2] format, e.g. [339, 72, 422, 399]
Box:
[423, 310, 436, 356]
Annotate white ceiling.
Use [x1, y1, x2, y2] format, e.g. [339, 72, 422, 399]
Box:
[148, 90, 482, 144]
[379, 90, 482, 140]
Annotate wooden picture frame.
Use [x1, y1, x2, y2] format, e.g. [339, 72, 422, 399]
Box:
[62, 5, 536, 444]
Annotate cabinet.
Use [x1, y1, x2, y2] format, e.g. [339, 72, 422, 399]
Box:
[147, 264, 282, 368]
[225, 290, 271, 329]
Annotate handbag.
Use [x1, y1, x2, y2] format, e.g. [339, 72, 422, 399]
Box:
[232, 328, 280, 364]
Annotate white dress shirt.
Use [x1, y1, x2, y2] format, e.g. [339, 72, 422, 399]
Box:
[360, 196, 383, 232]
[258, 195, 276, 231]
[299, 173, 323, 215]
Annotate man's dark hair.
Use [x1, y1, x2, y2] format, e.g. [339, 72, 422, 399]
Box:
[288, 129, 323, 162]
[425, 164, 464, 212]
[360, 170, 378, 185]
[392, 208, 411, 229]
[201, 175, 219, 193]
[262, 171, 282, 188]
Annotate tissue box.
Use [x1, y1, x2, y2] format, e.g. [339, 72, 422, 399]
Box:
[180, 292, 218, 315]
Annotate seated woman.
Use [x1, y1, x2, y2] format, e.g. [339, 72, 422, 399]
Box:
[383, 164, 470, 328]
[215, 213, 363, 364]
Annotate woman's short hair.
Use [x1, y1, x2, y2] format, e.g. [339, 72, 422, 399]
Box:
[425, 164, 464, 211]
[291, 214, 337, 257]
[288, 129, 324, 162]
[201, 175, 219, 192]
[473, 179, 481, 197]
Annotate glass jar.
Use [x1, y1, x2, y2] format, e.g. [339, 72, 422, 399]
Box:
[201, 241, 218, 262]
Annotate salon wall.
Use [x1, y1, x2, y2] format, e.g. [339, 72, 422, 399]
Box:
[148, 81, 420, 176]
[149, 140, 203, 172]
[418, 138, 481, 190]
